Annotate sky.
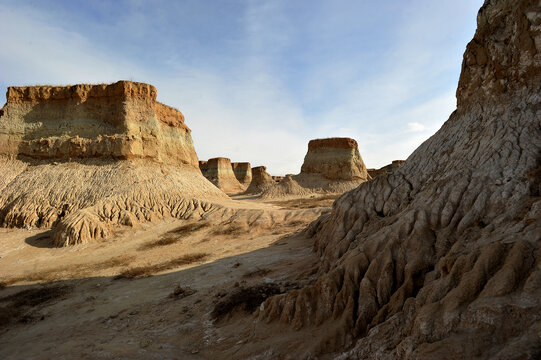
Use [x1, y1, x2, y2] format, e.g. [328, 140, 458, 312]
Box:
[0, 0, 482, 175]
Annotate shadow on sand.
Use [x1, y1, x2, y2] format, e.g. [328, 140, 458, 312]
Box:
[0, 228, 319, 359]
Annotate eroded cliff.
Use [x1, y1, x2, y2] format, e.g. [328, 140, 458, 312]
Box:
[0, 81, 197, 166]
[257, 1, 541, 358]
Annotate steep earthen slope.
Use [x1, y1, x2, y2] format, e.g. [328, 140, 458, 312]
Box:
[201, 157, 244, 193]
[258, 1, 541, 358]
[0, 81, 227, 246]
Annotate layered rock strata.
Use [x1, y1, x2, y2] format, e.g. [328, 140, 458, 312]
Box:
[0, 81, 227, 246]
[0, 81, 197, 165]
[245, 166, 275, 194]
[300, 137, 369, 181]
[262, 137, 370, 198]
[202, 157, 244, 193]
[257, 1, 541, 358]
[231, 162, 252, 186]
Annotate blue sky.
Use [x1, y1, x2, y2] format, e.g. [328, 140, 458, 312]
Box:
[0, 0, 482, 174]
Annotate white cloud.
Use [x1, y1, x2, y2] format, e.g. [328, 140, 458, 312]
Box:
[407, 122, 427, 132]
[0, 1, 480, 174]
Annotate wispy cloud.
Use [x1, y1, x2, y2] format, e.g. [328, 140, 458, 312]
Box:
[0, 0, 482, 174]
[407, 122, 427, 133]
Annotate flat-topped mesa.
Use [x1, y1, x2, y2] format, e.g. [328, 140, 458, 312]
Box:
[245, 166, 275, 194]
[300, 137, 369, 181]
[203, 157, 244, 193]
[0, 81, 196, 167]
[231, 162, 252, 186]
[0, 81, 228, 246]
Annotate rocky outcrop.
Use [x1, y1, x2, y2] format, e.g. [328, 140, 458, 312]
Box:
[300, 137, 369, 181]
[202, 157, 244, 194]
[367, 160, 405, 179]
[231, 162, 252, 186]
[272, 176, 284, 182]
[0, 81, 227, 246]
[258, 1, 541, 358]
[262, 137, 370, 198]
[245, 166, 275, 194]
[0, 81, 197, 166]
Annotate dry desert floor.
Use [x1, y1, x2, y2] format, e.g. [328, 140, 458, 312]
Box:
[0, 194, 339, 359]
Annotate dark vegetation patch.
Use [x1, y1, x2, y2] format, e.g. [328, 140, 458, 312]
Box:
[138, 236, 179, 250]
[3, 255, 135, 286]
[115, 252, 209, 279]
[0, 285, 72, 328]
[211, 283, 281, 320]
[138, 222, 210, 250]
[211, 223, 248, 236]
[269, 195, 339, 210]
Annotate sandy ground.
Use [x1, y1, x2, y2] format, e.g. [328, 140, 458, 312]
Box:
[0, 195, 335, 359]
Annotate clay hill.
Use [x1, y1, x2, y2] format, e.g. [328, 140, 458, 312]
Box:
[231, 162, 252, 187]
[198, 157, 244, 193]
[262, 137, 370, 198]
[0, 81, 227, 246]
[245, 166, 275, 194]
[256, 0, 541, 358]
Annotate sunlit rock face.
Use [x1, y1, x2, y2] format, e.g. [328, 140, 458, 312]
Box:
[0, 81, 227, 246]
[282, 137, 370, 194]
[0, 81, 199, 166]
[300, 137, 369, 181]
[258, 0, 541, 358]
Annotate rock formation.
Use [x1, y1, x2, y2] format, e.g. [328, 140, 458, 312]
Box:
[300, 137, 369, 181]
[258, 1, 541, 358]
[262, 137, 370, 198]
[260, 175, 312, 199]
[244, 166, 275, 194]
[231, 162, 252, 187]
[201, 157, 244, 194]
[0, 81, 197, 165]
[0, 81, 227, 246]
[199, 160, 208, 176]
[367, 160, 405, 179]
[272, 175, 284, 182]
